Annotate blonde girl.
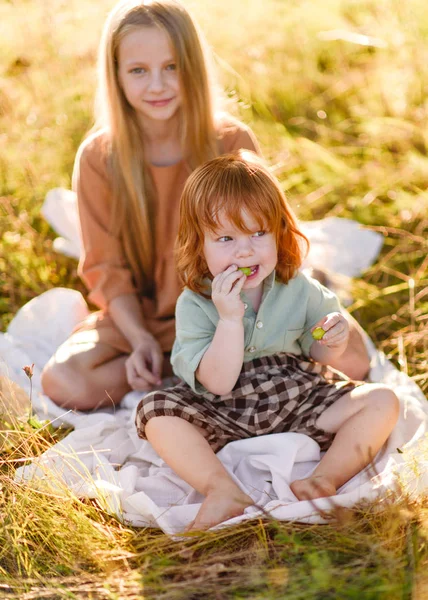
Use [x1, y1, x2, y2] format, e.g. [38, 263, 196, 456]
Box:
[136, 151, 399, 531]
[42, 0, 369, 410]
[41, 0, 261, 409]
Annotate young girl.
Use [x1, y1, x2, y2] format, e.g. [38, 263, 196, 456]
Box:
[41, 0, 369, 410]
[135, 150, 399, 531]
[40, 0, 262, 409]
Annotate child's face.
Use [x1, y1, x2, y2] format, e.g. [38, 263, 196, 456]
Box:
[203, 210, 277, 291]
[117, 26, 182, 129]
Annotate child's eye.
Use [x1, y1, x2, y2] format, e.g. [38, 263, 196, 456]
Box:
[253, 230, 266, 237]
[165, 63, 177, 71]
[217, 236, 232, 242]
[130, 67, 146, 75]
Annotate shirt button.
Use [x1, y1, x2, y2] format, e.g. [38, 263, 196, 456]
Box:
[244, 303, 248, 310]
[248, 346, 256, 353]
[256, 321, 263, 329]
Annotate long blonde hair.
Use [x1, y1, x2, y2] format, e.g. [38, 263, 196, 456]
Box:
[93, 0, 218, 295]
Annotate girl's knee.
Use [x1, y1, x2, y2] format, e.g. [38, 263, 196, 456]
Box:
[41, 361, 66, 398]
[41, 360, 92, 409]
[367, 384, 400, 421]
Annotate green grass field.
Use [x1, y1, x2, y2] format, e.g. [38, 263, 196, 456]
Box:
[1, 0, 427, 597]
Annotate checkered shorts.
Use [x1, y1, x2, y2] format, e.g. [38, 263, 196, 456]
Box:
[135, 353, 360, 453]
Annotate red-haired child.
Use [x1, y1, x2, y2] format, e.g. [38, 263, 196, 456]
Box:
[136, 150, 399, 531]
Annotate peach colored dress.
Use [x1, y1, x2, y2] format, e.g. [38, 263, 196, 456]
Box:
[71, 118, 261, 357]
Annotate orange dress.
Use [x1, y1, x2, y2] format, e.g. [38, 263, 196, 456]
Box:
[71, 117, 261, 356]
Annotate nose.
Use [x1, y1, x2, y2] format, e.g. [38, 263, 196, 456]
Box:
[148, 69, 165, 93]
[235, 237, 254, 258]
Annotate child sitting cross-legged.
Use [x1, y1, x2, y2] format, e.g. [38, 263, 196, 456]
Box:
[135, 150, 399, 531]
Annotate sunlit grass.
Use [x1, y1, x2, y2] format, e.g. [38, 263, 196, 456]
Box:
[1, 0, 428, 597]
[1, 415, 428, 598]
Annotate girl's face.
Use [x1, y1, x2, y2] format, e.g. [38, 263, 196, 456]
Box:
[117, 26, 182, 128]
[203, 210, 278, 292]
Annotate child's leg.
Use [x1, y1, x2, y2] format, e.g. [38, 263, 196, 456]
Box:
[291, 384, 399, 500]
[145, 416, 253, 530]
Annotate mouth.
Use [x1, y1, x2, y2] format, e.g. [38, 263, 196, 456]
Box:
[241, 265, 259, 279]
[145, 98, 174, 107]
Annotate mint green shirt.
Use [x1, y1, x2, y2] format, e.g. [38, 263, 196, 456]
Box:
[171, 271, 341, 393]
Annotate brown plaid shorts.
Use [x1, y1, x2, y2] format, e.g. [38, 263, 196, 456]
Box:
[135, 353, 360, 453]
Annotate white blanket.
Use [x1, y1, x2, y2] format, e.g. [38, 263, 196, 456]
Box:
[0, 189, 425, 534]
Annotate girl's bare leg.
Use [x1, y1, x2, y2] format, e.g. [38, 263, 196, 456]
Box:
[41, 335, 130, 410]
[290, 384, 399, 500]
[145, 416, 253, 531]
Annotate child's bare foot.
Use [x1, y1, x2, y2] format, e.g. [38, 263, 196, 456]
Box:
[290, 475, 337, 501]
[187, 490, 253, 532]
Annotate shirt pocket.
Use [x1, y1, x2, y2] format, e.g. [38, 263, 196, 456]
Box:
[282, 327, 305, 354]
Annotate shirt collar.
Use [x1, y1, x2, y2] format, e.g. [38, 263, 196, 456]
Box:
[261, 269, 276, 294]
[240, 269, 276, 309]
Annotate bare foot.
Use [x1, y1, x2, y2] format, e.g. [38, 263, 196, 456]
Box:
[290, 475, 337, 501]
[187, 490, 253, 532]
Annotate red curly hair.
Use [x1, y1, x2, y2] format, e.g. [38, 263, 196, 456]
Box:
[176, 150, 309, 294]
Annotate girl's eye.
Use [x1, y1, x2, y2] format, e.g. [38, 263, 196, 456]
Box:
[254, 230, 266, 237]
[165, 63, 177, 71]
[218, 236, 232, 242]
[130, 67, 146, 75]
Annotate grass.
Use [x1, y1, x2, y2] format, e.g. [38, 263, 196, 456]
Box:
[0, 0, 428, 597]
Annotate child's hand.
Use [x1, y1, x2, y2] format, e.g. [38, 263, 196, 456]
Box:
[311, 312, 349, 349]
[211, 265, 246, 323]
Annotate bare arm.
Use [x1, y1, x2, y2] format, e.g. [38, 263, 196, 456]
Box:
[196, 319, 244, 395]
[309, 312, 349, 365]
[109, 294, 151, 347]
[196, 266, 246, 395]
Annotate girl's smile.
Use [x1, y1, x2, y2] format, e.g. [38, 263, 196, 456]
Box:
[144, 97, 175, 108]
[118, 27, 182, 128]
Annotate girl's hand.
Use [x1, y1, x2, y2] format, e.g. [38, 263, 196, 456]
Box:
[125, 332, 163, 391]
[211, 265, 246, 323]
[312, 312, 349, 349]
